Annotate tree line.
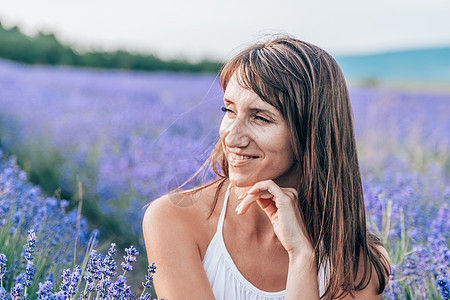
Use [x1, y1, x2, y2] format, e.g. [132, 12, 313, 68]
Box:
[0, 21, 222, 73]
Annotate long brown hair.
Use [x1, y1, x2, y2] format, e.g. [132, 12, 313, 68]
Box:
[179, 36, 390, 299]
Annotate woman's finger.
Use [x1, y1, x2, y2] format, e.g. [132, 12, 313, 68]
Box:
[247, 180, 288, 200]
[256, 198, 278, 219]
[249, 180, 298, 210]
[235, 190, 273, 215]
[236, 180, 297, 216]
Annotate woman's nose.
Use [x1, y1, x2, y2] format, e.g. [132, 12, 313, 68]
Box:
[223, 117, 251, 148]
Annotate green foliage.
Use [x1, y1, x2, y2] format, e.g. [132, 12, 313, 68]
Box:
[0, 21, 223, 73]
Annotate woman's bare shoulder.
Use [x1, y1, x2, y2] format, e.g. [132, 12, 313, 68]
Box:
[375, 244, 390, 265]
[142, 182, 224, 299]
[143, 193, 197, 235]
[143, 180, 226, 237]
[339, 244, 390, 300]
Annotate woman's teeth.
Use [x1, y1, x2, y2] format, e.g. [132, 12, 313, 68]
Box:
[230, 153, 255, 160]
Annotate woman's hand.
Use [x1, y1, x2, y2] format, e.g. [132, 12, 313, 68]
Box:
[236, 180, 320, 299]
[235, 180, 314, 258]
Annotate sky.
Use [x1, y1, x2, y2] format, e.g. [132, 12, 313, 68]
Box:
[1, 0, 449, 61]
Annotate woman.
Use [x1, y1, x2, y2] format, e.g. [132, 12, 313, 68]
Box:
[143, 36, 390, 299]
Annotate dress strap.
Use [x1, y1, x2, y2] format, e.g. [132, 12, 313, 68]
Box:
[217, 181, 232, 232]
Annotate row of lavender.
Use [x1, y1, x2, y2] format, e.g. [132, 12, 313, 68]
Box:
[0, 59, 449, 298]
[0, 59, 223, 240]
[0, 150, 161, 299]
[0, 149, 447, 299]
[1, 59, 448, 238]
[0, 149, 88, 290]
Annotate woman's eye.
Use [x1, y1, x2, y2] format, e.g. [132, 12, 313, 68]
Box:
[254, 115, 270, 123]
[221, 106, 234, 114]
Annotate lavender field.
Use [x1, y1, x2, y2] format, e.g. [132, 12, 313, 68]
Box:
[0, 58, 449, 299]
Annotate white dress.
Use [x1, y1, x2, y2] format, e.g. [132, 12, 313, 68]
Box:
[202, 183, 327, 300]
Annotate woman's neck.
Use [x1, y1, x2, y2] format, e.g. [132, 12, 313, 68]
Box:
[227, 185, 278, 241]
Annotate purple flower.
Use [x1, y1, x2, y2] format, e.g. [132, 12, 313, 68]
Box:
[57, 268, 71, 298]
[142, 263, 156, 289]
[0, 287, 7, 300]
[110, 275, 134, 300]
[138, 293, 153, 300]
[84, 250, 102, 282]
[10, 282, 23, 300]
[437, 276, 450, 300]
[97, 277, 113, 299]
[68, 265, 81, 296]
[121, 246, 139, 273]
[24, 261, 35, 287]
[0, 254, 7, 281]
[56, 266, 81, 299]
[87, 281, 96, 293]
[103, 243, 117, 278]
[36, 281, 53, 300]
[23, 229, 36, 262]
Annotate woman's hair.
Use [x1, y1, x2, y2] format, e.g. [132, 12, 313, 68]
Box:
[180, 36, 390, 299]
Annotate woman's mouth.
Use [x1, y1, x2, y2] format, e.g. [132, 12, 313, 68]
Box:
[229, 152, 259, 166]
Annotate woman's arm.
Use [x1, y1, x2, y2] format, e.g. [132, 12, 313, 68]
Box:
[143, 195, 216, 300]
[285, 251, 319, 299]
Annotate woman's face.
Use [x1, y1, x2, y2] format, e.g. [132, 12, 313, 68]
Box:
[220, 73, 297, 188]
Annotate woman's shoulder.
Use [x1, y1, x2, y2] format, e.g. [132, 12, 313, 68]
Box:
[351, 244, 390, 299]
[374, 244, 390, 266]
[143, 180, 226, 236]
[142, 181, 226, 299]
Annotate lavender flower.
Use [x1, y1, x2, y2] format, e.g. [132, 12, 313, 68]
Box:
[10, 282, 23, 300]
[103, 243, 117, 278]
[138, 293, 153, 300]
[121, 246, 139, 273]
[23, 229, 36, 261]
[142, 263, 156, 289]
[0, 254, 7, 282]
[56, 268, 71, 299]
[68, 265, 81, 297]
[139, 263, 157, 299]
[36, 281, 53, 300]
[87, 281, 96, 293]
[109, 275, 134, 300]
[0, 150, 89, 277]
[55, 266, 81, 299]
[97, 277, 113, 299]
[24, 261, 35, 287]
[84, 250, 102, 282]
[437, 276, 450, 300]
[0, 287, 7, 300]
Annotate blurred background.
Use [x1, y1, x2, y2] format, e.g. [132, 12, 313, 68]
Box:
[0, 0, 449, 299]
[1, 0, 450, 86]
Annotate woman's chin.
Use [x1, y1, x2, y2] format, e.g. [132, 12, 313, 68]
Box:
[228, 174, 258, 188]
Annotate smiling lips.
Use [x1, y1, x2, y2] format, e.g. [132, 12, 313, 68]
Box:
[228, 152, 260, 166]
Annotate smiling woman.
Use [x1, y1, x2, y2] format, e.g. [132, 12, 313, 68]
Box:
[220, 76, 296, 189]
[143, 35, 390, 300]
